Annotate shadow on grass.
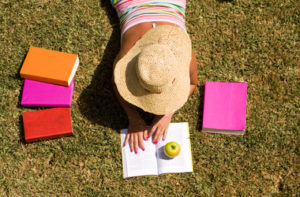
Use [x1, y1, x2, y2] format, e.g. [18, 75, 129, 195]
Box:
[196, 85, 205, 131]
[17, 53, 29, 108]
[78, 0, 128, 131]
[18, 115, 26, 144]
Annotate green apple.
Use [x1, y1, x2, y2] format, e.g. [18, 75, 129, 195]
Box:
[164, 142, 181, 158]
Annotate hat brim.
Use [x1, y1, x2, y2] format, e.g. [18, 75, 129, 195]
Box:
[114, 25, 192, 115]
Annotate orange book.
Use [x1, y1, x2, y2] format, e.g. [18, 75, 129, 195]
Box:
[20, 46, 79, 86]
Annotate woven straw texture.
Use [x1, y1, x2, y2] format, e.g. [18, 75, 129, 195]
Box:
[114, 25, 192, 115]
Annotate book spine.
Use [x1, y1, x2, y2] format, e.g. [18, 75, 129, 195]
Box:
[25, 131, 73, 143]
[20, 73, 69, 86]
[201, 130, 245, 135]
[201, 81, 208, 130]
[21, 103, 72, 107]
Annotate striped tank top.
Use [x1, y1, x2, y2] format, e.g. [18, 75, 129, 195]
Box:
[110, 0, 186, 35]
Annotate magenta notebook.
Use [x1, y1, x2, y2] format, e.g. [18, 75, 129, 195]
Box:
[202, 81, 248, 135]
[21, 79, 74, 107]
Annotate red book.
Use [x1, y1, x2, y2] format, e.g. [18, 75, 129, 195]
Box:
[22, 108, 73, 143]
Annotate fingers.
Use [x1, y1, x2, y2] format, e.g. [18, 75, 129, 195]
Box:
[162, 128, 168, 141]
[124, 133, 130, 147]
[152, 126, 169, 143]
[158, 129, 164, 142]
[129, 135, 134, 153]
[126, 133, 143, 153]
[126, 126, 169, 153]
[152, 128, 163, 144]
[159, 129, 164, 142]
[126, 131, 148, 154]
[148, 126, 157, 139]
[143, 129, 148, 141]
[138, 133, 145, 151]
[151, 128, 159, 143]
[134, 134, 139, 154]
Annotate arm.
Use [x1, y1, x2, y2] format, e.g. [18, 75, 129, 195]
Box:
[189, 50, 199, 97]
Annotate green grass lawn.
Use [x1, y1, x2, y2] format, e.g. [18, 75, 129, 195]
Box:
[0, 0, 298, 196]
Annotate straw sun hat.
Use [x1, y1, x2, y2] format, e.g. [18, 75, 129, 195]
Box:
[114, 25, 192, 115]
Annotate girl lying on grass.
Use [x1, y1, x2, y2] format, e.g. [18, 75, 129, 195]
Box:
[111, 0, 198, 154]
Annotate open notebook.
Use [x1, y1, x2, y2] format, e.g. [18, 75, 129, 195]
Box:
[121, 122, 193, 178]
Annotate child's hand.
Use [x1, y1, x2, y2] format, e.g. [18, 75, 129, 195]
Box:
[148, 113, 174, 143]
[124, 117, 148, 154]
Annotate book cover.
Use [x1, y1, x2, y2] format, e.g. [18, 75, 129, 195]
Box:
[21, 79, 74, 107]
[202, 81, 248, 135]
[22, 108, 73, 143]
[20, 46, 79, 86]
[121, 122, 193, 178]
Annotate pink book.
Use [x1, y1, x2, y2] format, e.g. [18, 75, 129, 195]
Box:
[202, 81, 248, 135]
[21, 79, 74, 107]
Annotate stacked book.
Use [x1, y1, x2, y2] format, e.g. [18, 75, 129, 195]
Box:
[20, 46, 79, 143]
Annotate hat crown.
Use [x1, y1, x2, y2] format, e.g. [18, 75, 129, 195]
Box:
[136, 44, 176, 93]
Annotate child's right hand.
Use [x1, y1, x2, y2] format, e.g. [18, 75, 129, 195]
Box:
[123, 117, 148, 154]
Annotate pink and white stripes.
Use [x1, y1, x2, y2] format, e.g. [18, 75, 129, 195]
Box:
[111, 0, 186, 35]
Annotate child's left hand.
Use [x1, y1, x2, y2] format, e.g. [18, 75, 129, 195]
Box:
[148, 113, 174, 143]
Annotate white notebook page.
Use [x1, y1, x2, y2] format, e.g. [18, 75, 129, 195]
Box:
[121, 130, 157, 178]
[155, 123, 193, 175]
